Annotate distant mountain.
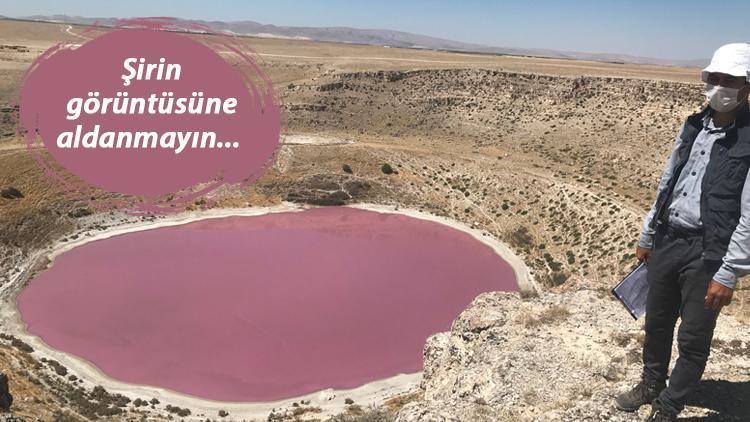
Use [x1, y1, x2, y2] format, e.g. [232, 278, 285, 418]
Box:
[19, 15, 708, 68]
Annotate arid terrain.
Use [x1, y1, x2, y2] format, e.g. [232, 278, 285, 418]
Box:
[0, 18, 748, 421]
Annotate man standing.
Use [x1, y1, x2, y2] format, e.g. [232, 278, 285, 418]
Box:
[614, 43, 750, 421]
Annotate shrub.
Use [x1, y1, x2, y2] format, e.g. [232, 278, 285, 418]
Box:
[10, 337, 34, 353]
[45, 359, 68, 376]
[0, 187, 23, 199]
[328, 405, 395, 422]
[509, 226, 534, 249]
[68, 207, 93, 218]
[166, 404, 191, 416]
[550, 271, 569, 285]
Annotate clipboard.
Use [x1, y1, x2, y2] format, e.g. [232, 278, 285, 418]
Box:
[611, 262, 649, 320]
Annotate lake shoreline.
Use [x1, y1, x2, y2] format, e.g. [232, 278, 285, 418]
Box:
[0, 202, 534, 419]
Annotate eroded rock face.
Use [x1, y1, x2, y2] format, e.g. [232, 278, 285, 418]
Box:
[396, 289, 750, 422]
[0, 372, 13, 412]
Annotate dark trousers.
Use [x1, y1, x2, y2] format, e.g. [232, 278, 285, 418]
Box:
[642, 224, 722, 415]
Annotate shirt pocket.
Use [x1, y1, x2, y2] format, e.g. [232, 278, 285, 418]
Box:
[707, 196, 739, 211]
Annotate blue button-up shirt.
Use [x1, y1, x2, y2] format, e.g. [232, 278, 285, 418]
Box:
[639, 113, 750, 289]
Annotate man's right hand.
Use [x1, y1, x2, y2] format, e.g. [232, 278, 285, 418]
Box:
[635, 246, 652, 262]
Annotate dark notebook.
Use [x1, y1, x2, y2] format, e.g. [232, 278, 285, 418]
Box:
[611, 262, 649, 320]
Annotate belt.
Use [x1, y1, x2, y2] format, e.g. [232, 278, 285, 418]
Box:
[662, 223, 704, 238]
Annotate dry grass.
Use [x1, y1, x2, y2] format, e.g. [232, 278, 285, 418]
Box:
[567, 383, 594, 402]
[610, 330, 644, 348]
[328, 405, 395, 422]
[383, 390, 423, 413]
[522, 388, 540, 406]
[517, 304, 572, 328]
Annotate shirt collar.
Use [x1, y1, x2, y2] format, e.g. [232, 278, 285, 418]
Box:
[703, 109, 736, 133]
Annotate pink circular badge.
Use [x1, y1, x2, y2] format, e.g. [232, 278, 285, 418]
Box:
[19, 22, 281, 210]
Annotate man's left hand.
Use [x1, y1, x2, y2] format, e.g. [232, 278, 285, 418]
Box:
[704, 280, 734, 311]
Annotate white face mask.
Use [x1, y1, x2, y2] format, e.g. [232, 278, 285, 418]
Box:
[704, 84, 741, 112]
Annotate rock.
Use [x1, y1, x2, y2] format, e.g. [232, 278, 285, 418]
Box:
[316, 390, 336, 402]
[396, 399, 514, 422]
[451, 293, 512, 334]
[395, 289, 750, 421]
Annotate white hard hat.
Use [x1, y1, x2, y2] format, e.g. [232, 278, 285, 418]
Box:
[701, 43, 750, 83]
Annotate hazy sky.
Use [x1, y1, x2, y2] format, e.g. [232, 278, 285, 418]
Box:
[3, 0, 749, 60]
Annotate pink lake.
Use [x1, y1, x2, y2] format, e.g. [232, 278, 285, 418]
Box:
[17, 207, 517, 402]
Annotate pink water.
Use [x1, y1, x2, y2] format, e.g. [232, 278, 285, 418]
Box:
[17, 207, 517, 402]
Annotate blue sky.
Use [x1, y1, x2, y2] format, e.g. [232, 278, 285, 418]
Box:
[3, 0, 749, 60]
